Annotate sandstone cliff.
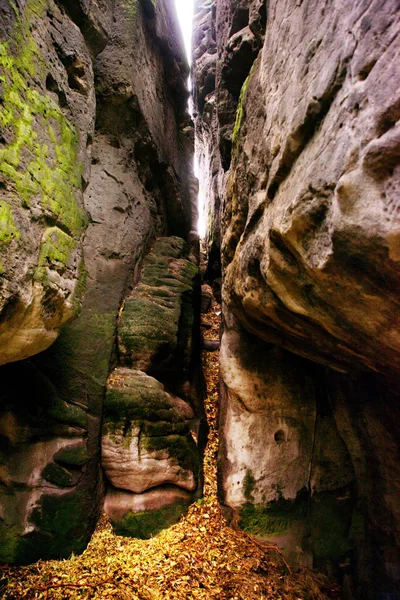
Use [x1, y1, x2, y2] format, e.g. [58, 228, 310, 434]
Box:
[0, 0, 202, 563]
[193, 0, 400, 597]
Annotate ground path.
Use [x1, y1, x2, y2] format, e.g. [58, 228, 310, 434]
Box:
[0, 301, 341, 600]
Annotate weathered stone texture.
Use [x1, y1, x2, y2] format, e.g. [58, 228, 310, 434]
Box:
[118, 237, 199, 395]
[0, 0, 96, 365]
[104, 486, 192, 539]
[223, 0, 400, 381]
[102, 237, 204, 537]
[0, 0, 199, 563]
[194, 0, 400, 596]
[102, 368, 198, 495]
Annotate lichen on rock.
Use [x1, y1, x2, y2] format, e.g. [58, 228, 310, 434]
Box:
[0, 0, 91, 365]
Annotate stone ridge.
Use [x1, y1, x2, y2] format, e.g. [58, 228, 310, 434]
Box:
[102, 368, 198, 494]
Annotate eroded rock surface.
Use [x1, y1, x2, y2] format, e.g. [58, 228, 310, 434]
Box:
[219, 310, 356, 572]
[102, 237, 204, 537]
[102, 369, 198, 495]
[223, 0, 400, 382]
[0, 0, 97, 365]
[0, 0, 199, 563]
[194, 0, 400, 596]
[118, 237, 199, 395]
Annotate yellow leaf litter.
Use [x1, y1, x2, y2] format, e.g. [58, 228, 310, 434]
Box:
[0, 300, 342, 599]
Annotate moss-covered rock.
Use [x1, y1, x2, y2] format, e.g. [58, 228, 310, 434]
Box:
[53, 442, 88, 467]
[0, 520, 20, 564]
[118, 237, 198, 396]
[310, 488, 354, 570]
[0, 360, 88, 433]
[102, 368, 199, 494]
[113, 502, 189, 539]
[238, 488, 309, 538]
[41, 462, 81, 487]
[0, 3, 86, 237]
[104, 368, 184, 425]
[104, 486, 193, 541]
[0, 0, 93, 365]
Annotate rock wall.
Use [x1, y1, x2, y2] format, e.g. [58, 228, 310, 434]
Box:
[0, 0, 201, 563]
[193, 0, 400, 597]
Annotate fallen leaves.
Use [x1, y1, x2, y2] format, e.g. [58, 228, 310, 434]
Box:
[0, 299, 341, 600]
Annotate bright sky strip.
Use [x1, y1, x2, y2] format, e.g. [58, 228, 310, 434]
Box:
[175, 0, 194, 63]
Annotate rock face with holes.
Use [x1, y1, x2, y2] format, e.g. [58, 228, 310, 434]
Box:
[194, 0, 400, 597]
[102, 238, 204, 538]
[0, 0, 199, 563]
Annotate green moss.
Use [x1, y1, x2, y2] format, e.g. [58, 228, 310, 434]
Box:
[55, 309, 118, 389]
[119, 296, 178, 358]
[118, 237, 198, 371]
[0, 0, 87, 239]
[47, 396, 88, 429]
[53, 443, 88, 466]
[0, 521, 20, 563]
[72, 257, 87, 314]
[41, 462, 80, 487]
[113, 502, 189, 539]
[0, 200, 20, 244]
[144, 433, 198, 473]
[34, 227, 76, 282]
[141, 419, 189, 437]
[232, 75, 249, 148]
[104, 381, 180, 425]
[243, 469, 255, 503]
[1, 487, 96, 564]
[152, 237, 186, 258]
[239, 489, 308, 537]
[33, 491, 85, 537]
[310, 491, 353, 565]
[122, 0, 139, 22]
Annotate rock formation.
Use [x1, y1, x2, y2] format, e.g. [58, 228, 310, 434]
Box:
[0, 0, 202, 563]
[102, 237, 204, 536]
[193, 0, 400, 598]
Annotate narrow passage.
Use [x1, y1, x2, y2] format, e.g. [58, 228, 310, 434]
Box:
[0, 301, 340, 600]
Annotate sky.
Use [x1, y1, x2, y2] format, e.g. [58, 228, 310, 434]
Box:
[175, 0, 194, 63]
[174, 0, 206, 236]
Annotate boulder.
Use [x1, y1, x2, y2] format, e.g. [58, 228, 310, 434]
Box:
[0, 360, 97, 564]
[104, 486, 192, 539]
[102, 368, 199, 494]
[0, 0, 199, 563]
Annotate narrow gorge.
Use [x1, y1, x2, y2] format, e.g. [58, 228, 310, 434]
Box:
[0, 0, 399, 599]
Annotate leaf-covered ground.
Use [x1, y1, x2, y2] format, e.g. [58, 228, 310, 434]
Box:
[0, 300, 341, 599]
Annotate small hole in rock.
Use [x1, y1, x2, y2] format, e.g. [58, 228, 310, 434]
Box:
[274, 430, 286, 444]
